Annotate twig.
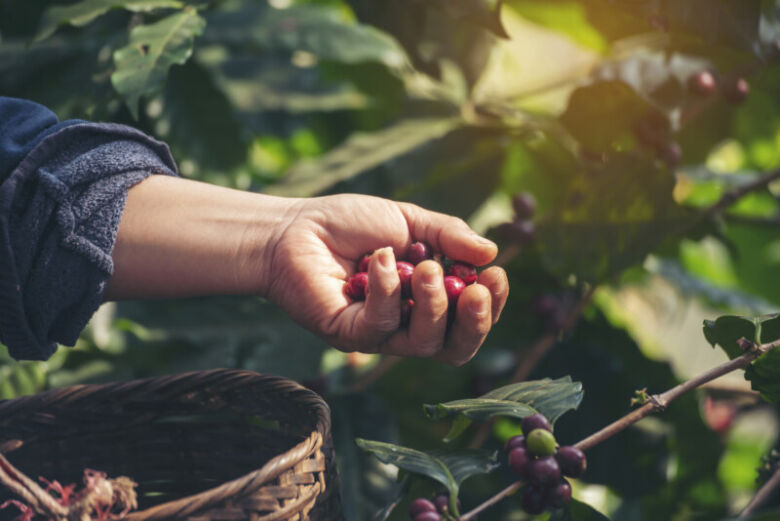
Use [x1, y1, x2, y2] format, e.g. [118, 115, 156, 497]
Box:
[698, 168, 780, 224]
[460, 481, 522, 521]
[724, 214, 780, 228]
[458, 338, 780, 520]
[575, 339, 780, 451]
[740, 466, 780, 518]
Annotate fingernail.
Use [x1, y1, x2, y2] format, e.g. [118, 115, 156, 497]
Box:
[377, 247, 394, 269]
[473, 233, 496, 248]
[470, 298, 487, 316]
[423, 267, 441, 288]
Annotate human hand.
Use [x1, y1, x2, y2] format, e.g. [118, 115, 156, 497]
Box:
[265, 194, 509, 365]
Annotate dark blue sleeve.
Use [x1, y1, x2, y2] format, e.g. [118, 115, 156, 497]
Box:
[0, 97, 178, 361]
[0, 96, 83, 182]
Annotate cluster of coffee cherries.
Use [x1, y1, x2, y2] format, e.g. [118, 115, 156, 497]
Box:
[688, 70, 750, 104]
[344, 241, 478, 326]
[408, 492, 459, 521]
[506, 413, 587, 515]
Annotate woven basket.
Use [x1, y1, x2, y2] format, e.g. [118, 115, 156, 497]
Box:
[0, 369, 343, 521]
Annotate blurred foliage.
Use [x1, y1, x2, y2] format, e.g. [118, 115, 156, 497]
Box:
[1, 0, 780, 519]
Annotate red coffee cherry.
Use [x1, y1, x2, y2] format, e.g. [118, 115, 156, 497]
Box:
[522, 413, 552, 434]
[400, 299, 414, 327]
[508, 446, 531, 479]
[408, 241, 433, 265]
[447, 261, 477, 285]
[345, 272, 369, 301]
[529, 456, 561, 487]
[545, 479, 572, 509]
[521, 486, 547, 515]
[409, 498, 436, 518]
[397, 261, 415, 298]
[357, 253, 372, 272]
[443, 276, 466, 307]
[556, 446, 587, 478]
[505, 435, 526, 452]
[688, 70, 717, 97]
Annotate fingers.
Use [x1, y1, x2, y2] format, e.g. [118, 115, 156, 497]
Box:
[398, 203, 497, 266]
[406, 261, 449, 356]
[477, 266, 509, 324]
[434, 284, 493, 366]
[358, 247, 401, 338]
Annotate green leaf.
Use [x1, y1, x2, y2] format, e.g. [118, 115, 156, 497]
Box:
[111, 8, 205, 118]
[355, 439, 499, 511]
[204, 4, 409, 68]
[424, 0, 508, 37]
[423, 377, 583, 441]
[702, 315, 762, 359]
[549, 498, 611, 521]
[35, 0, 183, 42]
[267, 118, 460, 197]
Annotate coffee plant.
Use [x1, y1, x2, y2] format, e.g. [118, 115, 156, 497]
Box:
[1, 0, 780, 520]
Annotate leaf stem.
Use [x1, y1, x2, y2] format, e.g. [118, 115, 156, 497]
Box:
[740, 466, 780, 518]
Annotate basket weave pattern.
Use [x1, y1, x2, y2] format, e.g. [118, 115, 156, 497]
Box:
[0, 369, 342, 521]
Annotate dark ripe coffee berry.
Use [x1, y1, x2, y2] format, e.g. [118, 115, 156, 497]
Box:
[400, 299, 414, 327]
[508, 447, 531, 479]
[397, 261, 415, 298]
[526, 429, 557, 457]
[432, 494, 460, 514]
[724, 78, 749, 104]
[447, 261, 477, 285]
[556, 446, 587, 478]
[512, 192, 537, 220]
[688, 70, 717, 97]
[521, 486, 547, 516]
[657, 141, 681, 169]
[408, 241, 433, 265]
[505, 435, 526, 452]
[545, 480, 572, 509]
[530, 456, 561, 487]
[522, 413, 552, 434]
[444, 276, 466, 307]
[345, 272, 369, 301]
[357, 253, 372, 273]
[414, 512, 442, 521]
[409, 498, 436, 518]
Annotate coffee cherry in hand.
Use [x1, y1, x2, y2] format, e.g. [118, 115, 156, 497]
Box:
[444, 276, 466, 306]
[397, 261, 415, 298]
[408, 241, 433, 265]
[400, 299, 414, 327]
[447, 261, 477, 285]
[345, 272, 369, 300]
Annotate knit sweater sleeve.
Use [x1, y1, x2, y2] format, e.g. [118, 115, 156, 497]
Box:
[0, 97, 178, 360]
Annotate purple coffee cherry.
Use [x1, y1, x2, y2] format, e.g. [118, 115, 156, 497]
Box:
[556, 446, 587, 478]
[545, 479, 572, 509]
[529, 456, 561, 487]
[521, 485, 547, 515]
[508, 447, 531, 479]
[505, 435, 526, 452]
[522, 413, 552, 434]
[409, 498, 436, 518]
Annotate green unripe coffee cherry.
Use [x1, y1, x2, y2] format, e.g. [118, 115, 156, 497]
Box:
[526, 428, 557, 457]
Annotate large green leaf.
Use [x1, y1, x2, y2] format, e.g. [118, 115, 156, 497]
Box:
[704, 314, 780, 404]
[267, 118, 460, 197]
[204, 4, 408, 68]
[424, 0, 508, 37]
[549, 499, 611, 521]
[111, 8, 205, 118]
[423, 377, 583, 441]
[355, 439, 498, 513]
[35, 0, 182, 42]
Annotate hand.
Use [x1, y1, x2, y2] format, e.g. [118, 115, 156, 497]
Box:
[266, 194, 509, 365]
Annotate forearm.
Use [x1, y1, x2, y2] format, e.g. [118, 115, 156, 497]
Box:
[105, 175, 298, 300]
